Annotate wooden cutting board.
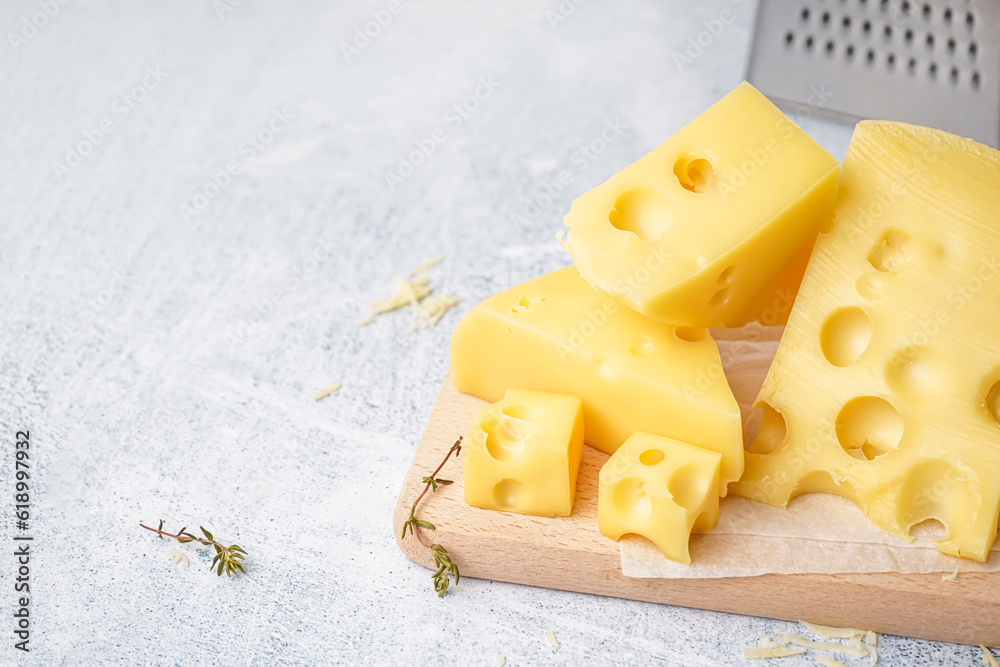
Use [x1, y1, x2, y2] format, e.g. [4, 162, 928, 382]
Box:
[394, 330, 1000, 647]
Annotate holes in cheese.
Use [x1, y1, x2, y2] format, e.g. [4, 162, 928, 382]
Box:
[673, 152, 718, 194]
[450, 267, 743, 493]
[835, 396, 904, 461]
[607, 187, 673, 243]
[464, 388, 584, 517]
[732, 120, 1000, 561]
[883, 345, 954, 405]
[563, 81, 840, 328]
[599, 432, 722, 564]
[820, 306, 874, 367]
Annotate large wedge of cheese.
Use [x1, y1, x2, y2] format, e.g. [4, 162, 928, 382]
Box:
[450, 267, 742, 493]
[733, 121, 1000, 561]
[562, 81, 840, 328]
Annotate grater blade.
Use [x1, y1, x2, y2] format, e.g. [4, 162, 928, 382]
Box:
[747, 0, 1000, 147]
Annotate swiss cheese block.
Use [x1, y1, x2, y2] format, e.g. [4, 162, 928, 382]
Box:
[733, 121, 1000, 561]
[598, 432, 722, 564]
[463, 388, 584, 517]
[450, 266, 742, 493]
[562, 81, 840, 328]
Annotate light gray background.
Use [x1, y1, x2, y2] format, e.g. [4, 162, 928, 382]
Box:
[0, 0, 984, 664]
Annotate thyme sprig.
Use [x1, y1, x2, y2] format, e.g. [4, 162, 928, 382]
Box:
[401, 436, 462, 596]
[140, 520, 247, 578]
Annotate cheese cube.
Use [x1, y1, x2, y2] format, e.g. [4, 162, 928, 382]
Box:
[598, 432, 721, 564]
[463, 389, 584, 517]
[450, 267, 743, 494]
[733, 121, 1000, 561]
[562, 81, 840, 328]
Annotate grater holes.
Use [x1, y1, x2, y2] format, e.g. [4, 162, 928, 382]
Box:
[822, 11, 831, 25]
[846, 43, 856, 60]
[950, 65, 960, 84]
[882, 24, 893, 40]
[922, 3, 931, 20]
[943, 7, 953, 26]
[969, 41, 977, 60]
[928, 61, 938, 80]
[966, 11, 974, 31]
[866, 47, 876, 65]
[972, 70, 981, 90]
[842, 15, 852, 30]
[785, 31, 795, 47]
[879, 0, 889, 12]
[926, 33, 935, 50]
[907, 56, 918, 73]
[805, 35, 816, 50]
[801, 7, 810, 22]
[826, 39, 836, 55]
[862, 19, 872, 35]
[947, 37, 956, 54]
[887, 52, 897, 69]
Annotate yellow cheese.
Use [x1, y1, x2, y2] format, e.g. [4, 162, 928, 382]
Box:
[463, 388, 583, 516]
[562, 81, 840, 328]
[450, 267, 743, 492]
[733, 121, 1000, 561]
[598, 432, 721, 564]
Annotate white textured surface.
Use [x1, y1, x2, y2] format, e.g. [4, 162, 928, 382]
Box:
[0, 0, 981, 664]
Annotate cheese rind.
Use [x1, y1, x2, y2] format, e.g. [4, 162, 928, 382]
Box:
[598, 432, 721, 564]
[733, 121, 1000, 561]
[563, 81, 840, 328]
[463, 389, 583, 517]
[450, 267, 743, 493]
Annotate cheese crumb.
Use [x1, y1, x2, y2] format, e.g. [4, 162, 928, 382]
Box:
[864, 631, 878, 647]
[799, 621, 868, 640]
[742, 647, 806, 659]
[982, 645, 1000, 667]
[495, 654, 505, 667]
[409, 256, 441, 276]
[313, 382, 341, 401]
[777, 634, 869, 657]
[166, 549, 190, 568]
[410, 294, 461, 330]
[364, 274, 431, 320]
[941, 568, 959, 582]
[815, 658, 848, 667]
[758, 636, 785, 649]
[360, 267, 459, 329]
[546, 630, 559, 650]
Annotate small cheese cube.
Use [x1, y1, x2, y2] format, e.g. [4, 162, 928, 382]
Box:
[450, 267, 743, 494]
[563, 81, 840, 328]
[734, 121, 1000, 561]
[463, 389, 584, 517]
[598, 432, 721, 564]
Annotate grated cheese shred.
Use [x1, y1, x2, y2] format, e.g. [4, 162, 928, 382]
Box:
[777, 634, 869, 657]
[742, 647, 806, 659]
[815, 658, 849, 667]
[313, 382, 341, 401]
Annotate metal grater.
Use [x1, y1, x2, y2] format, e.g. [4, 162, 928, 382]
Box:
[747, 0, 1000, 147]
